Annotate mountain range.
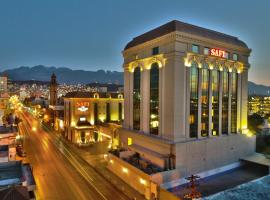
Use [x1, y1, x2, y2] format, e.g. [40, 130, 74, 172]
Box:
[1, 65, 270, 95]
[0, 65, 123, 84]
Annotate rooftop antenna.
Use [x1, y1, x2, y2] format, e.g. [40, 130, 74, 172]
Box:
[184, 174, 202, 199]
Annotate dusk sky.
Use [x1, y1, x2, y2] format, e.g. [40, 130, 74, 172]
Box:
[0, 0, 269, 85]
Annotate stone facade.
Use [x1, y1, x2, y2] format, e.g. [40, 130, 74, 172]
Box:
[118, 20, 255, 186]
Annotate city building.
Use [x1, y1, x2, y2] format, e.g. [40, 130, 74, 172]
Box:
[248, 95, 270, 116]
[107, 20, 255, 198]
[0, 75, 8, 93]
[63, 91, 124, 144]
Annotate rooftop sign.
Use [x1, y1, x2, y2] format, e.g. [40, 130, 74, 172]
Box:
[210, 48, 226, 58]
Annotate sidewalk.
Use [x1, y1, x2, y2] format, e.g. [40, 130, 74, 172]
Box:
[57, 135, 145, 200]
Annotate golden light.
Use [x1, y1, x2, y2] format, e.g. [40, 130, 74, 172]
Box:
[110, 159, 114, 164]
[122, 167, 128, 173]
[184, 58, 191, 67]
[32, 127, 37, 132]
[139, 178, 146, 185]
[44, 115, 48, 119]
[59, 120, 64, 129]
[71, 121, 76, 127]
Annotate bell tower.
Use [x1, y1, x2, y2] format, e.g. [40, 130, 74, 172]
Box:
[50, 73, 57, 106]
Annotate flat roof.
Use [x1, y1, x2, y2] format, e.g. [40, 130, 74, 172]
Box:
[63, 91, 123, 99]
[124, 20, 248, 50]
[204, 175, 270, 200]
[0, 161, 22, 182]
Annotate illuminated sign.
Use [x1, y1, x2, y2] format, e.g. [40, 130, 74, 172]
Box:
[210, 48, 226, 58]
[76, 102, 89, 112]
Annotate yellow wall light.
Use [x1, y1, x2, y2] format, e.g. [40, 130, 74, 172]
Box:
[122, 167, 128, 173]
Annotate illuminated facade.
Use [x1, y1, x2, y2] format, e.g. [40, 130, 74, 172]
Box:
[248, 95, 270, 116]
[63, 92, 124, 144]
[116, 20, 255, 189]
[0, 75, 8, 93]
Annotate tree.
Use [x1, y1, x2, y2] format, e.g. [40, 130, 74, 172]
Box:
[248, 113, 264, 134]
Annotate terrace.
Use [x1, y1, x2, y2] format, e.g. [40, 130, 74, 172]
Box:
[109, 148, 164, 175]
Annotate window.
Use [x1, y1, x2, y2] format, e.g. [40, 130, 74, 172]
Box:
[201, 67, 209, 137]
[222, 70, 229, 134]
[152, 47, 159, 55]
[106, 103, 111, 122]
[128, 137, 132, 146]
[192, 44, 199, 53]
[150, 63, 159, 135]
[231, 72, 238, 133]
[94, 103, 98, 125]
[233, 53, 238, 61]
[190, 62, 199, 138]
[212, 69, 220, 136]
[118, 103, 123, 121]
[204, 47, 209, 55]
[224, 51, 230, 59]
[133, 67, 141, 130]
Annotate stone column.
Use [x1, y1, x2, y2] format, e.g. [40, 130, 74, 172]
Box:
[123, 69, 130, 129]
[159, 66, 163, 137]
[208, 69, 213, 137]
[237, 73, 242, 133]
[142, 68, 150, 134]
[228, 71, 232, 134]
[129, 71, 134, 130]
[241, 68, 248, 131]
[173, 53, 187, 141]
[198, 67, 202, 138]
[186, 67, 191, 138]
[219, 70, 223, 136]
[161, 54, 176, 140]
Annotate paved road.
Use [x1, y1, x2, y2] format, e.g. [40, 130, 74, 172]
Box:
[18, 110, 130, 200]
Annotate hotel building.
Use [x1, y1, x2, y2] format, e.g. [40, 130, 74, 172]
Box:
[63, 92, 124, 144]
[108, 20, 255, 196]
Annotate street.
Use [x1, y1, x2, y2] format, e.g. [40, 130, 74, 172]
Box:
[17, 110, 131, 200]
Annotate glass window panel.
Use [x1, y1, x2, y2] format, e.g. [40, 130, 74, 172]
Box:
[222, 71, 229, 134]
[212, 69, 219, 136]
[152, 47, 159, 55]
[204, 47, 209, 55]
[231, 72, 238, 133]
[150, 63, 159, 135]
[133, 67, 141, 130]
[190, 63, 198, 138]
[192, 45, 199, 53]
[201, 68, 209, 137]
[233, 53, 238, 61]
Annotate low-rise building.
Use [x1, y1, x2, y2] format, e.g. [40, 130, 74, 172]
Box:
[63, 91, 124, 145]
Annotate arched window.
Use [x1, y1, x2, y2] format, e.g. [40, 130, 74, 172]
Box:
[118, 102, 123, 121]
[231, 71, 238, 133]
[190, 62, 199, 138]
[212, 68, 220, 136]
[133, 67, 141, 130]
[222, 68, 229, 135]
[150, 63, 159, 135]
[94, 103, 98, 125]
[106, 102, 111, 122]
[201, 64, 209, 137]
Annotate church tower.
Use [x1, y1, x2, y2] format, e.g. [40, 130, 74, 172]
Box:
[50, 73, 57, 106]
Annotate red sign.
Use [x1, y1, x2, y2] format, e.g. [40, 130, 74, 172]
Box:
[76, 102, 90, 107]
[210, 48, 226, 58]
